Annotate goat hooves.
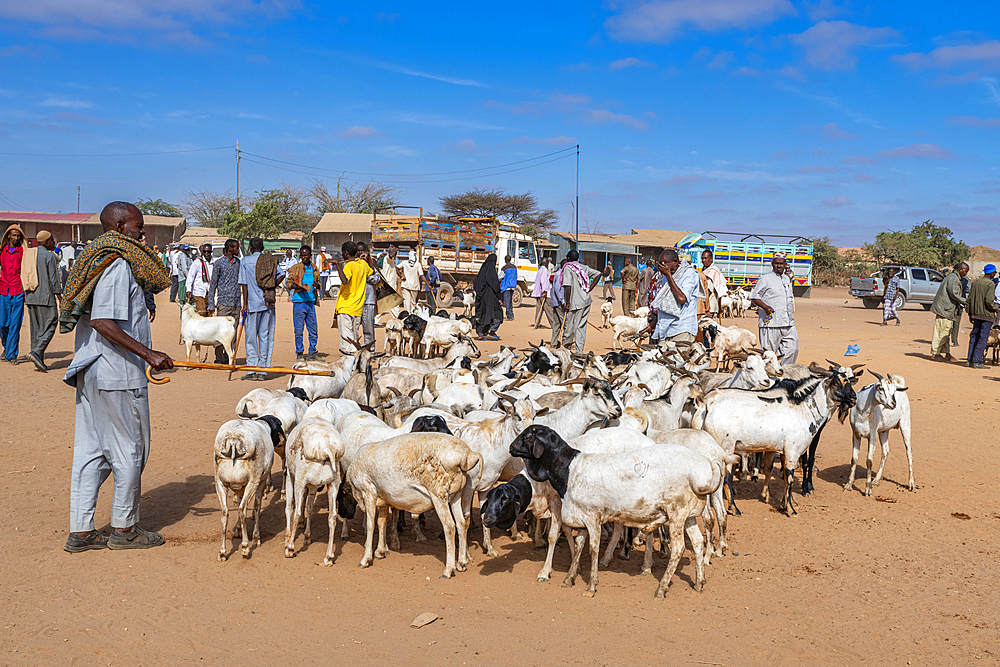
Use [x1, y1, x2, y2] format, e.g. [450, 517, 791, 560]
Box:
[323, 557, 334, 566]
[582, 590, 596, 598]
[640, 568, 652, 576]
[694, 582, 705, 593]
[218, 551, 228, 562]
[536, 575, 550, 583]
[843, 483, 853, 492]
[374, 550, 387, 560]
[284, 547, 295, 558]
[484, 547, 499, 558]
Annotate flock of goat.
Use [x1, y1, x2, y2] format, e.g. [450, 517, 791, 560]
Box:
[210, 304, 916, 598]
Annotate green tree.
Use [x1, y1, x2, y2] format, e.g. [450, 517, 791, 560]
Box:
[807, 236, 840, 273]
[135, 198, 182, 217]
[218, 199, 283, 241]
[255, 184, 317, 234]
[863, 221, 969, 268]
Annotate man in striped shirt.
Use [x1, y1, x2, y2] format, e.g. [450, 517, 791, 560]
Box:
[207, 239, 241, 364]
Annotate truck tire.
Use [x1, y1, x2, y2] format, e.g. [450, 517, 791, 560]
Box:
[894, 292, 906, 310]
[326, 284, 339, 300]
[862, 297, 881, 309]
[512, 285, 523, 307]
[436, 282, 455, 309]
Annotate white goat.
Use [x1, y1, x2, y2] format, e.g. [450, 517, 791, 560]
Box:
[511, 425, 721, 597]
[462, 290, 475, 318]
[844, 371, 914, 496]
[287, 356, 355, 401]
[609, 314, 650, 350]
[213, 419, 276, 561]
[347, 433, 482, 579]
[283, 418, 347, 565]
[181, 304, 235, 364]
[693, 364, 859, 515]
[600, 300, 614, 328]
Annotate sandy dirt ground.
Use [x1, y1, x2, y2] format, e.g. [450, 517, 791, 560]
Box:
[2, 287, 998, 666]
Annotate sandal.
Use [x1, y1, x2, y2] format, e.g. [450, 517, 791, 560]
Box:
[108, 525, 165, 550]
[64, 530, 108, 553]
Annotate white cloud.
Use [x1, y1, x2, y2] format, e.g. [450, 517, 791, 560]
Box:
[893, 40, 1000, 70]
[585, 109, 649, 130]
[609, 57, 656, 71]
[877, 143, 958, 160]
[821, 195, 852, 206]
[822, 122, 859, 139]
[0, 0, 300, 46]
[605, 0, 796, 43]
[41, 96, 92, 109]
[790, 21, 901, 71]
[336, 126, 380, 139]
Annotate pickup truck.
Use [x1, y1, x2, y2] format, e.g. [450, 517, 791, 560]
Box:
[849, 265, 944, 310]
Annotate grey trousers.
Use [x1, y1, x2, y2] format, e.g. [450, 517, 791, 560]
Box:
[337, 313, 362, 353]
[69, 370, 150, 532]
[759, 325, 799, 365]
[245, 308, 275, 370]
[562, 304, 591, 353]
[27, 303, 58, 359]
[361, 304, 376, 345]
[216, 304, 240, 363]
[551, 305, 566, 346]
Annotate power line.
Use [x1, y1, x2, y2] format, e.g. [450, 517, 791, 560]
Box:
[0, 146, 233, 157]
[239, 146, 577, 177]
[240, 153, 575, 184]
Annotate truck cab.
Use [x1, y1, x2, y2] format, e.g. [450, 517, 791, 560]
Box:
[497, 229, 540, 306]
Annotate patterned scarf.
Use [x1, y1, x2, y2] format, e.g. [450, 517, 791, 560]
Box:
[58, 230, 171, 333]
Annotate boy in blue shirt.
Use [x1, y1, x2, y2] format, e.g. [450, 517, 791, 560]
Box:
[285, 245, 319, 361]
[500, 255, 518, 321]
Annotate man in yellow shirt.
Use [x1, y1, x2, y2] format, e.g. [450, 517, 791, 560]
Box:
[334, 241, 372, 354]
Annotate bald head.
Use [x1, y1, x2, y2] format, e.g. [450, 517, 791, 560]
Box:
[100, 201, 144, 241]
[657, 248, 679, 275]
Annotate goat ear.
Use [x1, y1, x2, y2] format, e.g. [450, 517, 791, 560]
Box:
[534, 407, 550, 417]
[531, 436, 545, 459]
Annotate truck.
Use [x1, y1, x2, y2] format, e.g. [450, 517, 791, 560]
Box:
[849, 266, 943, 310]
[674, 231, 815, 297]
[370, 206, 541, 308]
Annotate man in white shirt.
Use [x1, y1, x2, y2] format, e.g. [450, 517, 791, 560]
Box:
[185, 243, 214, 315]
[750, 253, 798, 364]
[278, 249, 296, 300]
[400, 250, 424, 313]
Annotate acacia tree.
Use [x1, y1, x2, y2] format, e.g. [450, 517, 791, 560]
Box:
[181, 190, 236, 227]
[439, 187, 559, 235]
[309, 178, 401, 215]
[135, 198, 182, 217]
[256, 183, 316, 233]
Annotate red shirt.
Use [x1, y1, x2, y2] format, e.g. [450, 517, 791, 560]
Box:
[0, 245, 23, 296]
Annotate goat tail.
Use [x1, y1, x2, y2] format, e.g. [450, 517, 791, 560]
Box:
[690, 404, 708, 430]
[462, 451, 483, 477]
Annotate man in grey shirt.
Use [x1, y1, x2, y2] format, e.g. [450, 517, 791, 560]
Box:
[560, 249, 603, 353]
[238, 237, 275, 380]
[64, 202, 173, 553]
[750, 253, 798, 364]
[25, 230, 62, 372]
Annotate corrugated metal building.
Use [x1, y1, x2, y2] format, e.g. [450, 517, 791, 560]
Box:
[547, 228, 690, 283]
[310, 213, 372, 251]
[0, 210, 186, 248]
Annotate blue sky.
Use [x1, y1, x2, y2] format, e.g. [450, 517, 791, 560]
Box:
[0, 1, 998, 247]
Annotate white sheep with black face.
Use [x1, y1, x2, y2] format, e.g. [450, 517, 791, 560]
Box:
[844, 371, 914, 496]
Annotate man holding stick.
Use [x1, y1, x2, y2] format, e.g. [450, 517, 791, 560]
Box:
[207, 239, 241, 364]
[61, 202, 173, 552]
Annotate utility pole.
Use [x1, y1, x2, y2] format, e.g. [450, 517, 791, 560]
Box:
[77, 185, 80, 214]
[235, 141, 241, 210]
[575, 144, 580, 246]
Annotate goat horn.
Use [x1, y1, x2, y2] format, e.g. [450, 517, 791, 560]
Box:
[825, 358, 841, 368]
[850, 364, 865, 371]
[239, 405, 256, 419]
[748, 348, 765, 355]
[408, 388, 422, 398]
[388, 387, 402, 397]
[495, 391, 517, 404]
[867, 369, 884, 381]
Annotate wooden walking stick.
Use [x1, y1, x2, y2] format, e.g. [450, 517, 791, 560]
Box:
[146, 361, 338, 385]
[228, 310, 246, 380]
